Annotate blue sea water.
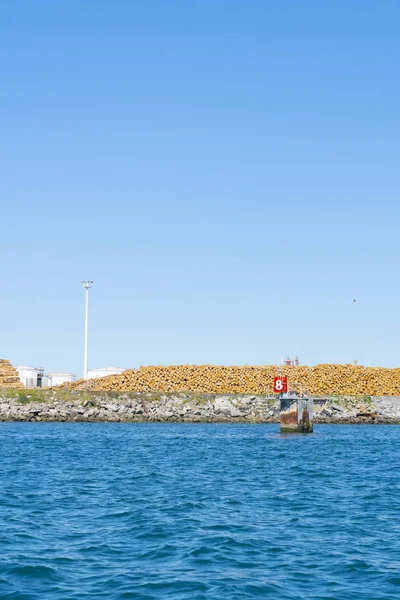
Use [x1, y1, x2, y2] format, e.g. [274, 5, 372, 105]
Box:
[0, 424, 399, 600]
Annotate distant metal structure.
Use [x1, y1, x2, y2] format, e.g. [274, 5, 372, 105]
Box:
[275, 375, 313, 433]
[283, 356, 300, 366]
[81, 281, 93, 380]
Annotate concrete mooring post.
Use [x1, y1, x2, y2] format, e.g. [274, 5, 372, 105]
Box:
[280, 393, 313, 433]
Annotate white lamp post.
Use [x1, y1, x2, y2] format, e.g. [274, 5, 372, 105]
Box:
[82, 281, 93, 380]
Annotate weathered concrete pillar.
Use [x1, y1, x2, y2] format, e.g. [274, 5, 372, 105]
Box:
[280, 395, 313, 433]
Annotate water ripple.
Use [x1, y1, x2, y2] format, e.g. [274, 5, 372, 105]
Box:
[0, 423, 399, 599]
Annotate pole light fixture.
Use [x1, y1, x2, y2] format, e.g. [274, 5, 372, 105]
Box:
[81, 281, 93, 380]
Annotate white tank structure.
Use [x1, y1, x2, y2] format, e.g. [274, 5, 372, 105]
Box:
[15, 366, 45, 388]
[47, 373, 76, 387]
[87, 367, 126, 380]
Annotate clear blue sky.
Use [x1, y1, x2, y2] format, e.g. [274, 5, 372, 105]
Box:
[1, 1, 399, 376]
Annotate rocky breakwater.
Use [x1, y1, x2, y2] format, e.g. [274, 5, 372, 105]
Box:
[0, 391, 277, 423]
[0, 390, 399, 423]
[313, 396, 400, 424]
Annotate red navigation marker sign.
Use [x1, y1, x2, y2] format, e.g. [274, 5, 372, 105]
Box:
[274, 376, 288, 393]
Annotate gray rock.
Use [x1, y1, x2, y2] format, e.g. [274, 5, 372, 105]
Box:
[238, 409, 251, 416]
[214, 397, 233, 410]
[230, 409, 243, 418]
[321, 408, 332, 417]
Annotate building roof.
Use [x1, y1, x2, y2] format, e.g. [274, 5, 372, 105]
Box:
[47, 373, 75, 377]
[88, 367, 126, 372]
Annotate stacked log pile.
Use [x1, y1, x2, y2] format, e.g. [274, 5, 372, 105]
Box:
[0, 359, 23, 389]
[69, 364, 400, 396]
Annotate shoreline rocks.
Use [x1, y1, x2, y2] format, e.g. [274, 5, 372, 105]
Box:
[0, 390, 399, 424]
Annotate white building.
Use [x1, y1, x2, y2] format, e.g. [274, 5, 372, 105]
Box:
[47, 373, 76, 387]
[16, 365, 45, 388]
[88, 367, 126, 379]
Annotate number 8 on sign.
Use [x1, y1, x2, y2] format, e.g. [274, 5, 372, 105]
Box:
[274, 376, 288, 394]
